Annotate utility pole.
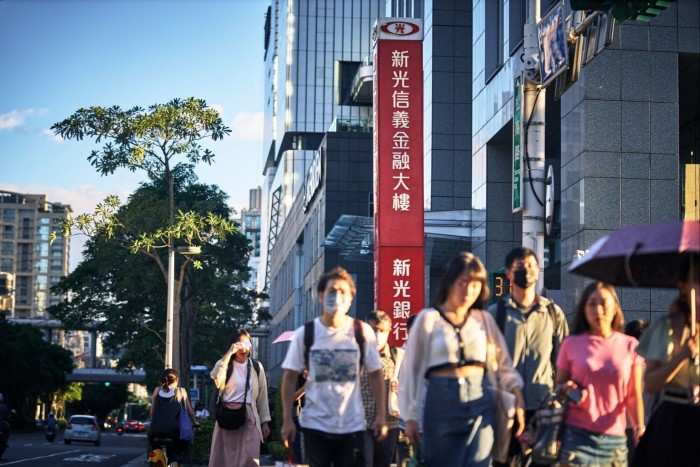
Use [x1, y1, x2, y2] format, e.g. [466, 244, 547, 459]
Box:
[522, 0, 546, 291]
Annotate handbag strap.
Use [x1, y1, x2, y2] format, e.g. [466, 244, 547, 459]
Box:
[435, 306, 483, 367]
[219, 358, 251, 405]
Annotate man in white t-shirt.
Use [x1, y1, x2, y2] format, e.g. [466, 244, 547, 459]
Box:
[280, 267, 388, 467]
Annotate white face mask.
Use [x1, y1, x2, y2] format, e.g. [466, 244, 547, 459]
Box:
[323, 292, 352, 316]
[375, 331, 389, 349]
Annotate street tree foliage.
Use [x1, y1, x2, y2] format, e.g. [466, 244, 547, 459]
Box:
[48, 167, 268, 386]
[50, 97, 250, 381]
[0, 315, 74, 425]
[65, 383, 129, 423]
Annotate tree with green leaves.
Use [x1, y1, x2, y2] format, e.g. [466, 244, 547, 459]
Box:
[48, 167, 267, 386]
[0, 315, 74, 426]
[51, 97, 243, 378]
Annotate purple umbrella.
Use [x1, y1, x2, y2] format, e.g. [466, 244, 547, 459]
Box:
[569, 220, 699, 335]
[568, 220, 699, 288]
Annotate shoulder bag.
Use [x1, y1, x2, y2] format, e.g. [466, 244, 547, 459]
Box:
[178, 388, 194, 441]
[528, 393, 566, 464]
[215, 359, 251, 430]
[483, 314, 517, 464]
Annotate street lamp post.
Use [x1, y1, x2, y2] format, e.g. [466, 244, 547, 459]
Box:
[164, 245, 201, 371]
[165, 247, 176, 369]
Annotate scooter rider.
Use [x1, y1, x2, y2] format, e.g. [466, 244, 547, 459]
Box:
[45, 412, 58, 441]
[0, 393, 12, 452]
[46, 412, 58, 429]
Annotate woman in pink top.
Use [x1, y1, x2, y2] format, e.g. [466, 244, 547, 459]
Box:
[555, 282, 644, 466]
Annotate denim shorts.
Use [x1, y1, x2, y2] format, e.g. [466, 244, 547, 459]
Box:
[421, 374, 494, 467]
[559, 424, 628, 466]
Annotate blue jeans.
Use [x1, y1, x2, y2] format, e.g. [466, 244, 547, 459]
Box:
[422, 374, 494, 467]
[559, 424, 628, 466]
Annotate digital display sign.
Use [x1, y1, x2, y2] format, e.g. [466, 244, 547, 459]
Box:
[489, 269, 512, 304]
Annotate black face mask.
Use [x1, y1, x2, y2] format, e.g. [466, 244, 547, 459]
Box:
[513, 268, 538, 289]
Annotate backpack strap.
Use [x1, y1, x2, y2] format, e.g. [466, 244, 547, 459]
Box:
[304, 320, 315, 370]
[304, 318, 365, 370]
[546, 301, 560, 369]
[496, 299, 507, 335]
[389, 345, 398, 364]
[353, 319, 365, 371]
[252, 359, 261, 378]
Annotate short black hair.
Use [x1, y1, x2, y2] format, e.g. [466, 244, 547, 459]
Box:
[505, 246, 538, 269]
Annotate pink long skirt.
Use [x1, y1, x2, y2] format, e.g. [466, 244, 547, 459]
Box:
[208, 404, 261, 467]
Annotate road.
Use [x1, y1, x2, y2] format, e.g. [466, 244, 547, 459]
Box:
[0, 430, 147, 466]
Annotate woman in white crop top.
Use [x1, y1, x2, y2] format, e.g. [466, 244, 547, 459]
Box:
[399, 252, 524, 467]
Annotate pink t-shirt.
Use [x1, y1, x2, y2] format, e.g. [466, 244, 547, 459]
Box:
[556, 332, 644, 437]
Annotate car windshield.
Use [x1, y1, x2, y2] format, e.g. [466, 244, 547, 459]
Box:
[71, 417, 95, 426]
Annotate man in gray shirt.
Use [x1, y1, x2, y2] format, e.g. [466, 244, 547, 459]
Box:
[488, 246, 568, 467]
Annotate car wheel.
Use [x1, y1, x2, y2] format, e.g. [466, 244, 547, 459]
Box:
[64, 439, 71, 445]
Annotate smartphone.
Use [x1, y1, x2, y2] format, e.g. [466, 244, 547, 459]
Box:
[567, 387, 583, 404]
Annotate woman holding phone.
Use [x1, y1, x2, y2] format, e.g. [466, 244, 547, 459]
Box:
[209, 328, 271, 467]
[555, 282, 644, 466]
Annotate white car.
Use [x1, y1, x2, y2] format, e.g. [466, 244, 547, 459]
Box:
[64, 415, 101, 446]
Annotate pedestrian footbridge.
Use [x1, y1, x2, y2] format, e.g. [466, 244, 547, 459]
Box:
[66, 368, 146, 384]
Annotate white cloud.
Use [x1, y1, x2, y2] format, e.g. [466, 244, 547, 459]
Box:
[210, 104, 225, 117]
[230, 111, 263, 141]
[40, 128, 64, 143]
[0, 108, 49, 130]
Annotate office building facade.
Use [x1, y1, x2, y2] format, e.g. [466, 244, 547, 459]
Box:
[472, 0, 699, 316]
[0, 190, 71, 319]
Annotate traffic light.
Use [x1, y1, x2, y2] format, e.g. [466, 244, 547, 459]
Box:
[613, 0, 676, 22]
[489, 269, 512, 305]
[569, 0, 676, 22]
[104, 381, 111, 387]
[569, 0, 614, 11]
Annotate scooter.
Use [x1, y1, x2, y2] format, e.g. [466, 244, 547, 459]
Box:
[45, 425, 57, 442]
[116, 424, 124, 436]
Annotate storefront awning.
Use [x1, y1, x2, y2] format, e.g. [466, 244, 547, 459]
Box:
[322, 210, 484, 264]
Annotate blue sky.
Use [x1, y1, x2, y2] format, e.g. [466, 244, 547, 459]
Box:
[0, 0, 269, 271]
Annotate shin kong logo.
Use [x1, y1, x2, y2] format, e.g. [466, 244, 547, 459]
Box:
[380, 21, 420, 37]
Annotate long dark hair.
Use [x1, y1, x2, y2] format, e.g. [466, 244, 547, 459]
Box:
[159, 368, 178, 389]
[431, 252, 490, 309]
[571, 282, 624, 335]
[670, 253, 700, 326]
[229, 328, 252, 346]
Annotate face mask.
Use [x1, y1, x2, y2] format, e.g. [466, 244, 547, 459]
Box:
[323, 292, 351, 316]
[375, 331, 389, 349]
[513, 268, 539, 289]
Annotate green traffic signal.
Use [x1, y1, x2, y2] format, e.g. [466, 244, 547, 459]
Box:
[104, 381, 110, 387]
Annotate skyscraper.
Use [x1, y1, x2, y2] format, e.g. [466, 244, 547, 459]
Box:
[0, 190, 70, 319]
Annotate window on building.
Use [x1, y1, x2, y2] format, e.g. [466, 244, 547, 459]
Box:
[509, 0, 526, 54]
[1, 258, 12, 271]
[1, 242, 12, 256]
[485, 0, 504, 81]
[335, 60, 362, 106]
[2, 209, 15, 223]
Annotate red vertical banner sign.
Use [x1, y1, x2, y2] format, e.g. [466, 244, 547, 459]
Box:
[372, 19, 424, 347]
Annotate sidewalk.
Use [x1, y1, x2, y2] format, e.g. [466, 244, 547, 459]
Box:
[121, 453, 277, 466]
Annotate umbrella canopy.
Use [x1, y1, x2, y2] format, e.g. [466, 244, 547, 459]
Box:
[568, 220, 700, 288]
[272, 330, 296, 344]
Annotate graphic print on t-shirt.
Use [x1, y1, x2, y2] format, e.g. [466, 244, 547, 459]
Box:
[311, 348, 358, 382]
